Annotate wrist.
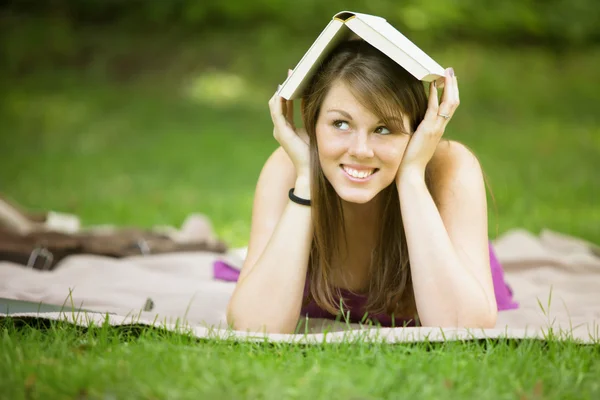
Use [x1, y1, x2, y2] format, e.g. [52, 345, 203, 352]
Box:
[293, 176, 311, 199]
[396, 167, 426, 186]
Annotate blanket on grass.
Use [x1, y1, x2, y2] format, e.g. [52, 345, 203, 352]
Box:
[1, 222, 599, 344]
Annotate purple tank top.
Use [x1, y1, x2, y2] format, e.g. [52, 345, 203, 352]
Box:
[299, 283, 417, 327]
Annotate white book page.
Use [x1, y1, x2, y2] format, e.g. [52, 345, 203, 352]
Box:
[345, 19, 424, 79]
[353, 13, 445, 75]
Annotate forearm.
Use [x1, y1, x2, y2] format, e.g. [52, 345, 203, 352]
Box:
[398, 173, 496, 328]
[227, 177, 313, 334]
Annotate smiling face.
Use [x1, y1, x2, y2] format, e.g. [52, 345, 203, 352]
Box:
[301, 40, 429, 317]
[315, 80, 413, 205]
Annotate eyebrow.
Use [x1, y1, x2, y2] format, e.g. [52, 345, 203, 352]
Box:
[327, 109, 403, 124]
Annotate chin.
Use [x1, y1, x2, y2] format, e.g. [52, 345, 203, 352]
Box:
[332, 185, 380, 205]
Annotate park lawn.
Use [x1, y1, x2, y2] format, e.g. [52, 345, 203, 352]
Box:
[0, 38, 599, 398]
[0, 318, 599, 400]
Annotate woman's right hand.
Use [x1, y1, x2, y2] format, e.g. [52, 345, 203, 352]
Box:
[269, 70, 310, 181]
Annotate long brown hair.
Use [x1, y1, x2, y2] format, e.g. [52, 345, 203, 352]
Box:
[301, 40, 430, 319]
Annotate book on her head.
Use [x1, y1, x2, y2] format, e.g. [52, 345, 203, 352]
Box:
[277, 10, 446, 100]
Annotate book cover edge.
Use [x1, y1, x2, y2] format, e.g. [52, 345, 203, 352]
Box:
[279, 11, 444, 99]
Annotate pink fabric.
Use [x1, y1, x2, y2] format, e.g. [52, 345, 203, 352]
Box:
[489, 242, 519, 310]
[213, 260, 241, 282]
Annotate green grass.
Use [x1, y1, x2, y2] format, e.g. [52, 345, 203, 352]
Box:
[0, 319, 599, 400]
[1, 30, 599, 398]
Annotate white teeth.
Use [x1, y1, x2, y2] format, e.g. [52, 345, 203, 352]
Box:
[343, 166, 374, 179]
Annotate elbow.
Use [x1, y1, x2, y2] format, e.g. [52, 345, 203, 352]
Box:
[482, 307, 498, 328]
[456, 291, 499, 329]
[478, 306, 498, 329]
[465, 314, 497, 329]
[468, 294, 499, 329]
[226, 304, 298, 335]
[460, 305, 498, 329]
[420, 305, 498, 329]
[227, 318, 297, 335]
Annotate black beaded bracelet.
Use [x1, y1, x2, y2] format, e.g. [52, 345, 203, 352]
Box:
[288, 188, 311, 206]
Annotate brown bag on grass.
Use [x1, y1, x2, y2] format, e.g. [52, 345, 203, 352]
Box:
[0, 195, 228, 270]
[0, 227, 228, 270]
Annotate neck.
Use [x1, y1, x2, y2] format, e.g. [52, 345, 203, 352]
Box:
[340, 191, 384, 236]
[330, 192, 385, 291]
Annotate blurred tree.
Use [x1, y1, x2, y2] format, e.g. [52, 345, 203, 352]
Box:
[1, 0, 598, 74]
[2, 0, 598, 46]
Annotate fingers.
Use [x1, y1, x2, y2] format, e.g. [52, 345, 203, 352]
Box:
[414, 68, 460, 138]
[269, 69, 295, 128]
[269, 87, 284, 124]
[269, 88, 287, 142]
[269, 71, 298, 145]
[424, 79, 440, 121]
[436, 68, 459, 127]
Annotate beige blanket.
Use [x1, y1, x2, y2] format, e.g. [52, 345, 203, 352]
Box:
[1, 228, 599, 344]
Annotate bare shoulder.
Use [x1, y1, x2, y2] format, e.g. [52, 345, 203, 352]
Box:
[429, 140, 481, 178]
[268, 145, 295, 173]
[431, 139, 479, 167]
[428, 140, 485, 203]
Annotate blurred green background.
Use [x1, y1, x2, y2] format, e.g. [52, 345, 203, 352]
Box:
[1, 1, 599, 246]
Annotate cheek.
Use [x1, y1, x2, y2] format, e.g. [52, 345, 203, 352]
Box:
[379, 137, 410, 166]
[315, 127, 337, 175]
[316, 125, 344, 159]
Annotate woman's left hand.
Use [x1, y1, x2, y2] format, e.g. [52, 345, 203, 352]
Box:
[397, 67, 459, 181]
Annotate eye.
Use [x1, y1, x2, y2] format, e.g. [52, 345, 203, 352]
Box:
[375, 126, 391, 135]
[333, 120, 350, 131]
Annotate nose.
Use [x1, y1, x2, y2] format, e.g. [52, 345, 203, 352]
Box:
[347, 131, 374, 159]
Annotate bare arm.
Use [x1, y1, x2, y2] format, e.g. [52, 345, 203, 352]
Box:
[398, 142, 497, 328]
[228, 82, 313, 334]
[226, 147, 313, 334]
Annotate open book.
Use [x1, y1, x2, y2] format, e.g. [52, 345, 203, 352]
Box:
[277, 11, 446, 100]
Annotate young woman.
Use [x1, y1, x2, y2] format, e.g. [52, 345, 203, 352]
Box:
[226, 40, 515, 334]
